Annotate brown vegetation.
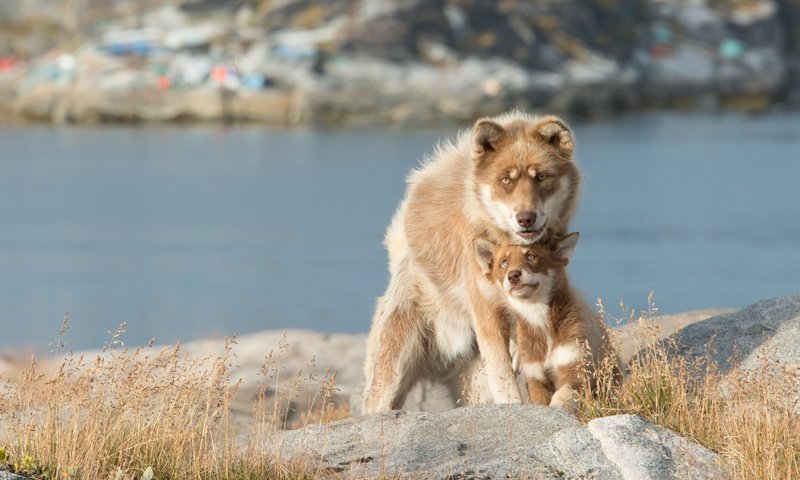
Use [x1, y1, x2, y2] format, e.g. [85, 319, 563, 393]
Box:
[579, 298, 800, 480]
[0, 301, 797, 479]
[0, 327, 341, 480]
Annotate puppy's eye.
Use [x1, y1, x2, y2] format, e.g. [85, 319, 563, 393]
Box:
[536, 173, 550, 182]
[500, 177, 511, 185]
[526, 253, 535, 261]
[500, 259, 508, 269]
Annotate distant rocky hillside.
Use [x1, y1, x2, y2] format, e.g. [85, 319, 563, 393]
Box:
[1, 0, 799, 124]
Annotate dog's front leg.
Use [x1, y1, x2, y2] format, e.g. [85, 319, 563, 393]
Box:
[470, 294, 522, 404]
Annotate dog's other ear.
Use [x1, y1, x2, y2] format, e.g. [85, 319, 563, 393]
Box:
[553, 232, 579, 266]
[473, 238, 497, 275]
[472, 119, 506, 162]
[535, 116, 574, 154]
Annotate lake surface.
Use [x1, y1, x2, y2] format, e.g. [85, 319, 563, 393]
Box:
[1, 113, 799, 351]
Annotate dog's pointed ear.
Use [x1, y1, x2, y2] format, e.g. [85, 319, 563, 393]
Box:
[473, 238, 497, 275]
[535, 116, 574, 154]
[472, 119, 506, 162]
[553, 232, 579, 265]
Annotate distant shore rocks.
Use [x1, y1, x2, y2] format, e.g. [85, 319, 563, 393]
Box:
[2, 0, 800, 125]
[6, 84, 295, 125]
[1, 52, 792, 126]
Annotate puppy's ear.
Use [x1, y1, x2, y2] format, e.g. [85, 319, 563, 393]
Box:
[472, 119, 505, 162]
[553, 232, 579, 265]
[535, 116, 574, 154]
[473, 238, 497, 275]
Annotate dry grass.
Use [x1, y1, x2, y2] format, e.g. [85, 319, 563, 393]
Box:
[0, 324, 341, 480]
[578, 297, 800, 480]
[1, 299, 798, 480]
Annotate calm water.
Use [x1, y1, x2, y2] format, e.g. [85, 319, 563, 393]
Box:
[1, 113, 799, 351]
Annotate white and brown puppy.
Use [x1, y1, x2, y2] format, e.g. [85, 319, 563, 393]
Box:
[475, 233, 621, 410]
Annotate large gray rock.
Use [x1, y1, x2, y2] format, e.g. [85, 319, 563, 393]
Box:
[270, 404, 724, 479]
[613, 308, 736, 362]
[666, 294, 800, 373]
[587, 415, 727, 480]
[0, 472, 31, 480]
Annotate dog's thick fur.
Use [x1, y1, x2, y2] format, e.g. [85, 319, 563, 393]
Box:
[362, 111, 581, 412]
[475, 233, 622, 410]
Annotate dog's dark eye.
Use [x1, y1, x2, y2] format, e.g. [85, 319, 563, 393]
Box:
[500, 176, 511, 185]
[526, 253, 535, 261]
[536, 173, 550, 182]
[500, 259, 508, 269]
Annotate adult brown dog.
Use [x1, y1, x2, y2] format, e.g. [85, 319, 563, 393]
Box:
[362, 111, 582, 413]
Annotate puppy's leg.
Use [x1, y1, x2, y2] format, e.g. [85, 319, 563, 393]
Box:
[527, 378, 554, 405]
[550, 342, 583, 412]
[519, 362, 552, 405]
[516, 319, 551, 405]
[550, 384, 579, 412]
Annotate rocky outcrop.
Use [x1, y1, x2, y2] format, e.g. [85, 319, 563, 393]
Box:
[269, 404, 726, 479]
[2, 308, 725, 436]
[11, 296, 800, 479]
[659, 295, 800, 414]
[0, 406, 727, 479]
[665, 294, 800, 374]
[613, 308, 736, 362]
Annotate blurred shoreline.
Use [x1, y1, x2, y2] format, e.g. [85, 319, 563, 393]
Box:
[2, 0, 800, 126]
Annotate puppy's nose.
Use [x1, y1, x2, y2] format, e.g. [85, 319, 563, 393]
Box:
[508, 270, 522, 284]
[516, 211, 537, 228]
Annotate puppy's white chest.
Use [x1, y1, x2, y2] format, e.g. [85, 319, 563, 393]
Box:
[509, 298, 550, 330]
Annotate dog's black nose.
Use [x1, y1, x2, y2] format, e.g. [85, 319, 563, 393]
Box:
[508, 270, 521, 284]
[516, 211, 537, 228]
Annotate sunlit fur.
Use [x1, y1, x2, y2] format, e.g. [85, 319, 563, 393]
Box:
[476, 234, 623, 412]
[362, 111, 581, 413]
